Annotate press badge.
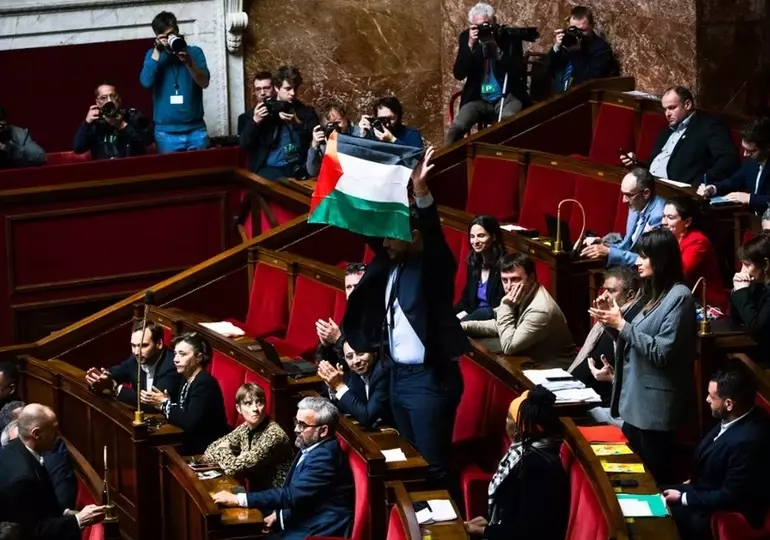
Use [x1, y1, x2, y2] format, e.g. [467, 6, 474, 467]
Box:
[170, 95, 184, 105]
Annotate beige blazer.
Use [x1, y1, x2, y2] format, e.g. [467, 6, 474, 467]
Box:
[463, 284, 576, 369]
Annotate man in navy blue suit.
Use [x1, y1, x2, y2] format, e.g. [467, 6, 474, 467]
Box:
[317, 342, 391, 429]
[663, 361, 770, 540]
[342, 147, 470, 484]
[213, 397, 353, 539]
[698, 116, 770, 215]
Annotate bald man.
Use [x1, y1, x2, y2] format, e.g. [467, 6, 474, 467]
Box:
[0, 404, 105, 540]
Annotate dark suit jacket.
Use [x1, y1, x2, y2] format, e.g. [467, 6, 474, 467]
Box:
[649, 113, 739, 187]
[484, 444, 569, 540]
[454, 262, 504, 319]
[167, 370, 230, 455]
[238, 99, 319, 176]
[245, 437, 353, 539]
[731, 283, 770, 366]
[713, 158, 770, 214]
[335, 361, 391, 429]
[342, 200, 471, 365]
[0, 439, 80, 540]
[44, 438, 77, 512]
[547, 34, 616, 91]
[109, 347, 182, 412]
[453, 29, 530, 108]
[671, 408, 770, 530]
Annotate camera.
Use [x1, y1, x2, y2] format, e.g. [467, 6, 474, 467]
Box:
[100, 101, 121, 119]
[263, 97, 293, 116]
[561, 26, 584, 49]
[476, 22, 539, 43]
[370, 117, 391, 132]
[167, 34, 187, 54]
[324, 122, 341, 138]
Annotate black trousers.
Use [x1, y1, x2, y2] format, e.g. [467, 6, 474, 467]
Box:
[622, 422, 676, 484]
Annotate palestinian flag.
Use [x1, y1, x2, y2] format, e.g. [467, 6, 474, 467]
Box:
[308, 133, 424, 241]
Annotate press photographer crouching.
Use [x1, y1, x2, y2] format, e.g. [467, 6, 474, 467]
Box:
[0, 107, 46, 170]
[357, 96, 423, 148]
[446, 2, 538, 145]
[548, 6, 616, 93]
[306, 102, 353, 177]
[240, 65, 319, 181]
[73, 84, 154, 160]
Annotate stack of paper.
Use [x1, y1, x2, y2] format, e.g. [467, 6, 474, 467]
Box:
[601, 461, 645, 473]
[657, 178, 691, 189]
[522, 368, 601, 403]
[553, 388, 602, 403]
[381, 448, 407, 462]
[591, 443, 634, 456]
[415, 499, 458, 524]
[616, 494, 669, 517]
[200, 321, 245, 338]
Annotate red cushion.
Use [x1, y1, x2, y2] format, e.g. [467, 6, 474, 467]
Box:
[569, 175, 621, 239]
[562, 444, 610, 540]
[268, 275, 337, 359]
[461, 463, 493, 520]
[386, 505, 409, 540]
[363, 245, 376, 265]
[635, 112, 669, 164]
[535, 261, 552, 292]
[210, 351, 248, 427]
[454, 356, 491, 444]
[589, 104, 636, 166]
[466, 156, 521, 222]
[338, 435, 370, 540]
[242, 262, 290, 338]
[47, 151, 93, 165]
[454, 240, 470, 305]
[333, 290, 347, 324]
[518, 166, 577, 234]
[711, 509, 770, 540]
[442, 225, 465, 266]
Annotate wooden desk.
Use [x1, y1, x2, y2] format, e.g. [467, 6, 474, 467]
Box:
[410, 490, 466, 540]
[19, 355, 184, 540]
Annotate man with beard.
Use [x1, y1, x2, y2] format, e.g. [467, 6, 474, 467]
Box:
[662, 361, 770, 540]
[213, 397, 353, 539]
[84, 321, 182, 411]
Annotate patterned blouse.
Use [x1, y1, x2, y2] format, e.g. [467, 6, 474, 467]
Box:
[201, 418, 293, 490]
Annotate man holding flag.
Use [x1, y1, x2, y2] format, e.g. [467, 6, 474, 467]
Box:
[310, 134, 469, 485]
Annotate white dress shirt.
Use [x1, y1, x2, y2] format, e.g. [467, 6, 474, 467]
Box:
[117, 353, 161, 396]
[335, 375, 370, 401]
[754, 162, 766, 195]
[649, 113, 694, 179]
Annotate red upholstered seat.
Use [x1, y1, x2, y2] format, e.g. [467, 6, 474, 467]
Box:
[76, 477, 104, 540]
[561, 444, 610, 540]
[240, 262, 290, 338]
[333, 290, 347, 324]
[465, 157, 521, 222]
[711, 509, 770, 540]
[589, 104, 636, 166]
[338, 435, 370, 540]
[210, 351, 248, 427]
[266, 275, 337, 359]
[442, 225, 466, 268]
[47, 151, 93, 165]
[518, 166, 577, 234]
[454, 240, 470, 305]
[569, 175, 621, 239]
[386, 504, 410, 540]
[363, 245, 376, 265]
[535, 261, 552, 292]
[613, 194, 630, 236]
[636, 112, 669, 163]
[259, 200, 301, 234]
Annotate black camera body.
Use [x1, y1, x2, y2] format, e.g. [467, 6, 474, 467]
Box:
[264, 97, 293, 117]
[167, 34, 187, 54]
[324, 122, 341, 138]
[370, 117, 391, 132]
[100, 101, 122, 119]
[477, 22, 539, 43]
[561, 26, 585, 49]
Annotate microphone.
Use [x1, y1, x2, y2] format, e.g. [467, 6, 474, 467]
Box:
[143, 289, 156, 306]
[553, 198, 586, 254]
[691, 277, 713, 337]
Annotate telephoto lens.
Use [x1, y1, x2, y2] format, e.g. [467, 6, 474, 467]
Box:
[167, 34, 187, 54]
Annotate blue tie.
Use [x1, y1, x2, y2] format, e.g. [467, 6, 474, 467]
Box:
[562, 63, 574, 91]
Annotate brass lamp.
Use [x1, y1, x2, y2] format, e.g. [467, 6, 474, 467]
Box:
[553, 198, 587, 254]
[691, 277, 713, 337]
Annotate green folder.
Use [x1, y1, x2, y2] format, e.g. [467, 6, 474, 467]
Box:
[616, 493, 670, 517]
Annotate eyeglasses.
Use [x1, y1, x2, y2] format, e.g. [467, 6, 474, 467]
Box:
[621, 190, 642, 198]
[294, 418, 324, 430]
[96, 93, 118, 103]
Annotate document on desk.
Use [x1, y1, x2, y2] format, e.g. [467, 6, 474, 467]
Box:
[199, 321, 246, 338]
[381, 448, 407, 462]
[415, 500, 458, 524]
[709, 196, 732, 206]
[657, 178, 691, 189]
[601, 460, 645, 473]
[591, 443, 634, 456]
[617, 494, 669, 517]
[523, 368, 583, 390]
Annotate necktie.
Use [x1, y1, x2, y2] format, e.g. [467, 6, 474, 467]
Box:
[631, 214, 646, 243]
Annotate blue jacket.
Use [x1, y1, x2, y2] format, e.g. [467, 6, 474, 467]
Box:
[335, 360, 391, 429]
[712, 158, 770, 214]
[607, 195, 666, 267]
[245, 438, 353, 539]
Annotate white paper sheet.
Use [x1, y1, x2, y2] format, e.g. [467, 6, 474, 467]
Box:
[200, 321, 245, 338]
[416, 508, 433, 524]
[657, 178, 691, 189]
[618, 498, 653, 517]
[523, 368, 584, 391]
[622, 90, 660, 101]
[456, 311, 468, 320]
[381, 448, 407, 462]
[427, 499, 457, 522]
[501, 224, 531, 232]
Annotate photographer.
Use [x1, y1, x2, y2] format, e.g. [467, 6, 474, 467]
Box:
[240, 66, 319, 180]
[446, 2, 537, 145]
[357, 96, 423, 148]
[306, 102, 353, 177]
[236, 71, 274, 136]
[0, 107, 46, 170]
[73, 84, 153, 160]
[548, 6, 616, 93]
[140, 11, 210, 153]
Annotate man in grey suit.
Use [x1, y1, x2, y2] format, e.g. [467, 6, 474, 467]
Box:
[581, 168, 666, 267]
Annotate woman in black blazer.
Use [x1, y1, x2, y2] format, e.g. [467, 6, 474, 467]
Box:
[731, 234, 770, 366]
[464, 385, 568, 540]
[455, 215, 506, 321]
[141, 332, 229, 455]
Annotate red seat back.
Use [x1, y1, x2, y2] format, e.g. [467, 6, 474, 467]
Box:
[338, 435, 370, 540]
[283, 276, 338, 353]
[363, 245, 376, 265]
[442, 225, 465, 267]
[569, 175, 621, 239]
[76, 477, 104, 540]
[454, 240, 470, 305]
[561, 444, 610, 540]
[635, 112, 669, 163]
[518, 166, 577, 234]
[466, 157, 522, 222]
[210, 351, 249, 428]
[613, 194, 630, 236]
[258, 200, 301, 235]
[589, 104, 636, 166]
[535, 261, 552, 292]
[244, 262, 290, 338]
[333, 290, 347, 324]
[47, 151, 93, 165]
[386, 505, 410, 540]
